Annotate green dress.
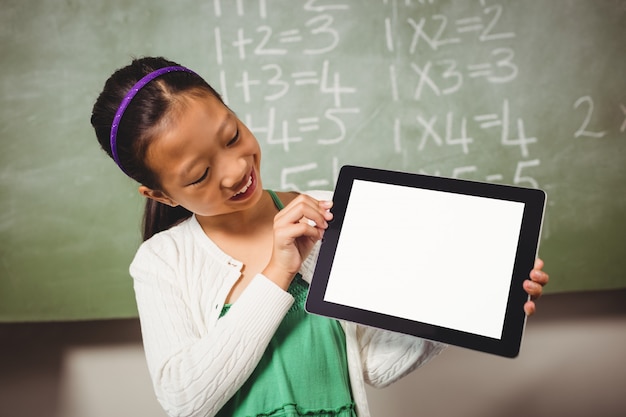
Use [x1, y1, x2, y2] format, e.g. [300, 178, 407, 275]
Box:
[216, 191, 356, 417]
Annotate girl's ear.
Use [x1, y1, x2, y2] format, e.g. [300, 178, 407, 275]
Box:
[138, 186, 179, 207]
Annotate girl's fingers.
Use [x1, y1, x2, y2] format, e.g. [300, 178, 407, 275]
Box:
[523, 279, 543, 299]
[530, 268, 549, 286]
[524, 258, 549, 303]
[275, 195, 333, 232]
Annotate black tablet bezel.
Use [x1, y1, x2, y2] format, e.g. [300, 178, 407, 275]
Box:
[305, 165, 546, 358]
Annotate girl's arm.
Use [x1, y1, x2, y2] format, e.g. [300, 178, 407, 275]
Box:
[131, 194, 333, 417]
[132, 245, 293, 417]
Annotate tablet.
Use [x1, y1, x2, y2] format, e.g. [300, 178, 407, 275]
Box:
[305, 165, 546, 358]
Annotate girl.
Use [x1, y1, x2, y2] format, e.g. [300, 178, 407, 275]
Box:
[91, 57, 549, 417]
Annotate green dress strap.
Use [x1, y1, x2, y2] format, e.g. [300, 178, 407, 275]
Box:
[267, 189, 285, 210]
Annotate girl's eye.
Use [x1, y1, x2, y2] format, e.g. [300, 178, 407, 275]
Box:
[226, 128, 240, 147]
[190, 168, 209, 186]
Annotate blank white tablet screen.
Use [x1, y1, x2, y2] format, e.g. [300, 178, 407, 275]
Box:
[323, 180, 526, 339]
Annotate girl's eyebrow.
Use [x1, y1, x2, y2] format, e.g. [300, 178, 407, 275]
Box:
[177, 112, 233, 181]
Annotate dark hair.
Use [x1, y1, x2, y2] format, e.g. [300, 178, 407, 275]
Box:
[90, 57, 223, 241]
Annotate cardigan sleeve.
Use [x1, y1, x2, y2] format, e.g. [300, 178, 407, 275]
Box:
[357, 325, 446, 388]
[131, 242, 294, 417]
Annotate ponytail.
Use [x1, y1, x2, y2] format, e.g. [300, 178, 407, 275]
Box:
[142, 199, 193, 241]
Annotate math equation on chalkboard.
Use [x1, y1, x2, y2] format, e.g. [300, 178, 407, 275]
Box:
[207, 0, 625, 196]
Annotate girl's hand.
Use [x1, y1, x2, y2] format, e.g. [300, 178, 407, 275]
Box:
[523, 258, 549, 316]
[262, 195, 333, 289]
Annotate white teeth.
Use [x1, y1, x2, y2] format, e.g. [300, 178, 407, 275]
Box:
[233, 176, 252, 197]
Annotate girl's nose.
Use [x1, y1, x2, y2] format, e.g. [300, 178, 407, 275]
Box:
[218, 157, 248, 189]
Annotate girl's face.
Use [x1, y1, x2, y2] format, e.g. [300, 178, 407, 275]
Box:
[139, 91, 264, 218]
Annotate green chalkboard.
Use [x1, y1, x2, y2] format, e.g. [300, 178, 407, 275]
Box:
[1, 0, 625, 321]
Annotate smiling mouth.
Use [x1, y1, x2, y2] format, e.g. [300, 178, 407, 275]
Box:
[233, 175, 253, 198]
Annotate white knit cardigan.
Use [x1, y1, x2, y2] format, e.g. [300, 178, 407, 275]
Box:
[129, 190, 445, 417]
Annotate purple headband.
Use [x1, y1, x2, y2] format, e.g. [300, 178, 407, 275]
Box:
[110, 65, 197, 175]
